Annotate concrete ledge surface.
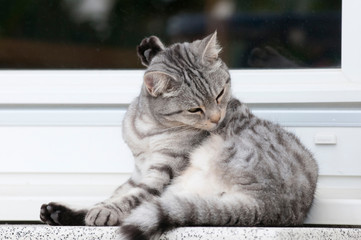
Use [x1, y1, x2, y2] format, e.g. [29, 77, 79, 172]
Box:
[1, 225, 361, 240]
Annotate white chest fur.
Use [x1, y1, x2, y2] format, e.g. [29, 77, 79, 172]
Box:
[173, 135, 231, 196]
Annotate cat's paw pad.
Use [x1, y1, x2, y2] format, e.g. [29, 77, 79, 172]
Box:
[85, 204, 122, 226]
[40, 202, 68, 225]
[137, 36, 165, 66]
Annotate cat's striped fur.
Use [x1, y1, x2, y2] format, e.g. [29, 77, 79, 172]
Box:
[40, 33, 318, 240]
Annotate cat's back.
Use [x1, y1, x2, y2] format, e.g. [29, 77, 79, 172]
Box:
[220, 98, 318, 182]
[220, 99, 318, 223]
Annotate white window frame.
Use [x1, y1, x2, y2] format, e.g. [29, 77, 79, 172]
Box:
[0, 0, 360, 105]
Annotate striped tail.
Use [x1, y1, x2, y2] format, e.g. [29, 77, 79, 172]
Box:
[119, 193, 261, 240]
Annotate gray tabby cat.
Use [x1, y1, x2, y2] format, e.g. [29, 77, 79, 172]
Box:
[40, 32, 318, 240]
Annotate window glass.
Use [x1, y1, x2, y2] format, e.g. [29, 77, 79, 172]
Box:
[0, 0, 341, 69]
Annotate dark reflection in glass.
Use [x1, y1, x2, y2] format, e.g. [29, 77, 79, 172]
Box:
[0, 0, 341, 69]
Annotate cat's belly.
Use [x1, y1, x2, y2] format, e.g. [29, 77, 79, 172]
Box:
[172, 135, 232, 196]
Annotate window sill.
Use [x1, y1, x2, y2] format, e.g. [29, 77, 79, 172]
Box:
[1, 225, 360, 240]
[0, 69, 360, 105]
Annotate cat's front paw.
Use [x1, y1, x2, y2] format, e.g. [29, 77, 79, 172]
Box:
[40, 202, 86, 226]
[85, 204, 123, 226]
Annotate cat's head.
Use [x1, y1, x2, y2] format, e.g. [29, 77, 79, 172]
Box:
[137, 32, 231, 131]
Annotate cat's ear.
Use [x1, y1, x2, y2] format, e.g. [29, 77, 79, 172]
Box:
[144, 71, 177, 97]
[200, 31, 222, 63]
[137, 36, 165, 67]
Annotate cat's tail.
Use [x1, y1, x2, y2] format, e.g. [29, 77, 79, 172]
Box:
[118, 193, 261, 240]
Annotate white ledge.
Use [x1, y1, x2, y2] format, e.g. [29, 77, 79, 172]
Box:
[1, 225, 361, 240]
[1, 69, 361, 105]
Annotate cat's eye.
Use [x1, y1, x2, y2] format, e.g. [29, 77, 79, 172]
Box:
[188, 108, 203, 113]
[216, 88, 225, 103]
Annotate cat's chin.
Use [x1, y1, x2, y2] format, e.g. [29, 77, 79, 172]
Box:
[195, 123, 219, 131]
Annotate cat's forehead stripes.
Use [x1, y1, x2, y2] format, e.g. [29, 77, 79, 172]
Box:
[147, 40, 227, 107]
[172, 44, 195, 69]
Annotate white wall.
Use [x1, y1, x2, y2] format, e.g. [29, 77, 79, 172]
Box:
[0, 106, 361, 224]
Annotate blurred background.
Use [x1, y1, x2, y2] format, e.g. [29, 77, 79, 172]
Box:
[0, 0, 341, 69]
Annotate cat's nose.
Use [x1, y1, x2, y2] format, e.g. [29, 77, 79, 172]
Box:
[209, 113, 221, 124]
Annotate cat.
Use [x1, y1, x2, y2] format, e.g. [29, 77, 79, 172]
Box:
[40, 32, 318, 240]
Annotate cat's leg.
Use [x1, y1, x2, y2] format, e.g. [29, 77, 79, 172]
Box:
[84, 163, 174, 226]
[119, 193, 262, 240]
[40, 178, 137, 226]
[40, 202, 87, 226]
